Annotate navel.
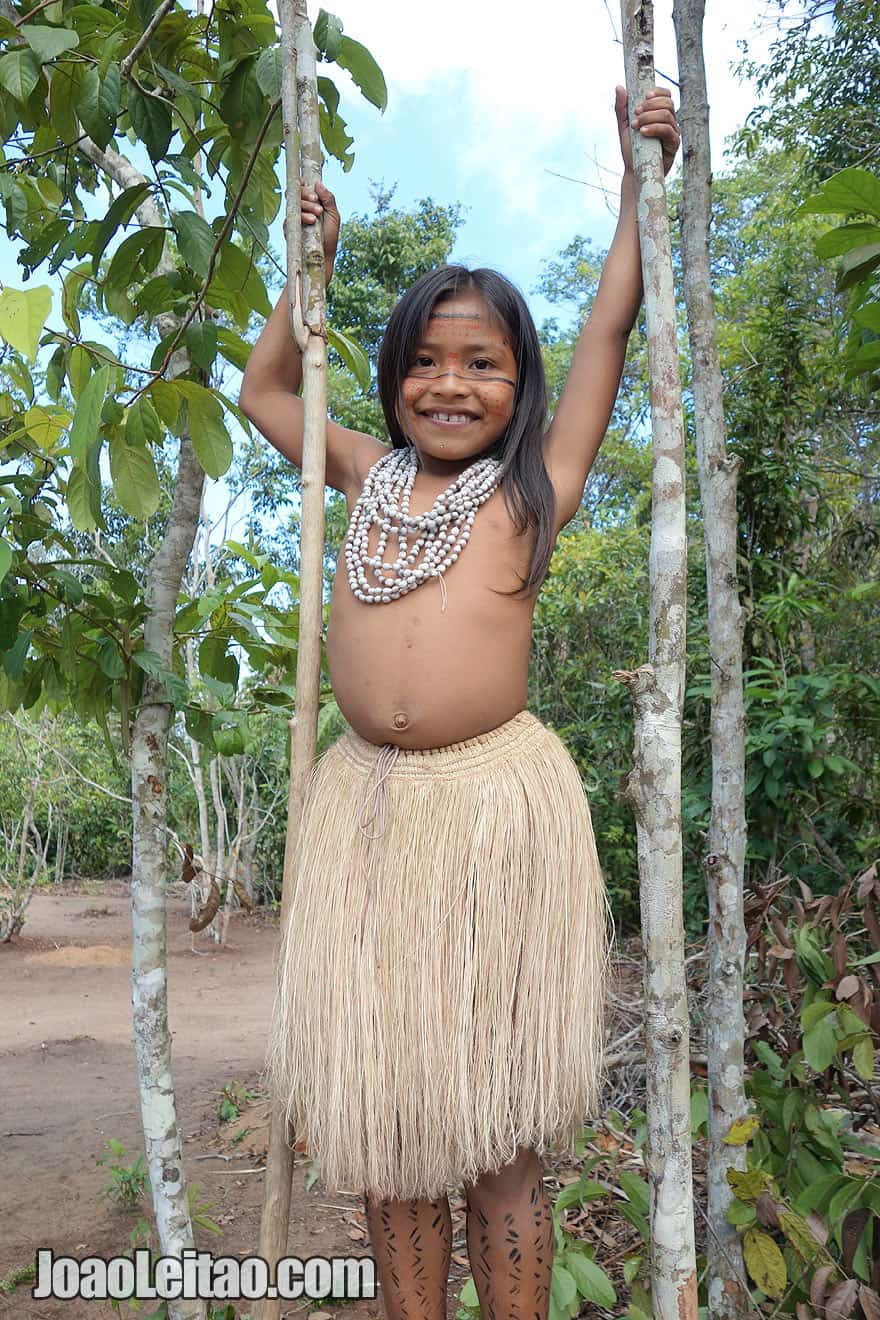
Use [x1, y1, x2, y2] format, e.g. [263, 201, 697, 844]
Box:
[391, 711, 410, 730]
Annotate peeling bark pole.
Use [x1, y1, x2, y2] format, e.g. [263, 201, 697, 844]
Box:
[672, 1, 749, 1314]
[614, 2, 698, 1316]
[71, 132, 209, 1320]
[255, 3, 328, 1316]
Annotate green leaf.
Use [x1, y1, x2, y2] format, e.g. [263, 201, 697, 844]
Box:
[21, 23, 80, 63]
[128, 87, 173, 164]
[174, 382, 232, 479]
[334, 34, 387, 111]
[816, 221, 880, 258]
[77, 63, 120, 151]
[125, 398, 163, 448]
[171, 210, 216, 280]
[853, 1036, 875, 1081]
[0, 540, 12, 585]
[108, 435, 161, 520]
[726, 1198, 757, 1227]
[314, 9, 344, 60]
[327, 325, 371, 391]
[727, 1168, 772, 1203]
[91, 182, 152, 277]
[742, 1226, 787, 1300]
[0, 285, 52, 363]
[215, 328, 253, 373]
[837, 242, 880, 290]
[254, 44, 282, 99]
[564, 1250, 616, 1308]
[69, 364, 109, 468]
[550, 1261, 577, 1311]
[803, 1015, 838, 1073]
[753, 1040, 785, 1079]
[619, 1171, 650, 1215]
[97, 636, 125, 679]
[66, 465, 97, 531]
[800, 168, 880, 219]
[854, 304, 880, 332]
[318, 96, 354, 171]
[185, 322, 218, 372]
[0, 48, 42, 103]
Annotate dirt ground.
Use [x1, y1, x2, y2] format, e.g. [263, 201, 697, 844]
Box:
[1, 884, 598, 1320]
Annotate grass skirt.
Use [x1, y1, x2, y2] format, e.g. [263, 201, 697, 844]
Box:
[264, 708, 607, 1202]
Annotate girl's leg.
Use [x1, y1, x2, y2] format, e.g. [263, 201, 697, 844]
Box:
[363, 1192, 452, 1320]
[464, 1146, 554, 1320]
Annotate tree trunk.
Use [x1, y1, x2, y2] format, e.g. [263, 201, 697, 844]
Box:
[255, 3, 328, 1315]
[74, 123, 209, 1320]
[672, 3, 750, 1314]
[615, 3, 697, 1316]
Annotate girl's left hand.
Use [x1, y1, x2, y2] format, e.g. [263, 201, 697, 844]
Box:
[616, 85, 680, 177]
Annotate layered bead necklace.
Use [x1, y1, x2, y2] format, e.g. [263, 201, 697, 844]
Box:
[344, 445, 504, 606]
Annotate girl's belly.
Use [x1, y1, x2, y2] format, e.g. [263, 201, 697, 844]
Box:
[325, 571, 533, 749]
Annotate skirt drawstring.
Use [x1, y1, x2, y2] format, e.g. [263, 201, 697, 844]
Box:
[357, 742, 400, 944]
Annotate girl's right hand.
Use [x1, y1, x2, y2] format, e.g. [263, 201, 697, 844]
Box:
[284, 178, 340, 281]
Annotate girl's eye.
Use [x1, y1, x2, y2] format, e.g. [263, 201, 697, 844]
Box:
[472, 359, 494, 371]
[412, 356, 433, 368]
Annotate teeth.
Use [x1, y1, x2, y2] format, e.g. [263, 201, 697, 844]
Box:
[428, 412, 471, 423]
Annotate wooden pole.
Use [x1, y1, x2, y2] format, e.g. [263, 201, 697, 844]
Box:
[613, 1, 698, 1316]
[672, 1, 749, 1314]
[255, 3, 327, 1316]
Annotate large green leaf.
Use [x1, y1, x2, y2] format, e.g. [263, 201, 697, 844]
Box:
[0, 284, 52, 362]
[91, 182, 152, 276]
[314, 9, 343, 60]
[174, 381, 232, 478]
[801, 168, 880, 219]
[255, 44, 282, 99]
[109, 434, 161, 519]
[21, 23, 80, 62]
[327, 325, 371, 391]
[125, 397, 163, 448]
[171, 210, 216, 280]
[815, 222, 880, 258]
[334, 35, 387, 111]
[0, 48, 42, 102]
[564, 1251, 616, 1308]
[77, 63, 120, 151]
[66, 464, 97, 532]
[318, 97, 354, 171]
[68, 364, 109, 468]
[128, 87, 173, 164]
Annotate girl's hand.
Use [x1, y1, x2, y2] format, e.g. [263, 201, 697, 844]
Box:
[615, 85, 680, 177]
[284, 179, 341, 281]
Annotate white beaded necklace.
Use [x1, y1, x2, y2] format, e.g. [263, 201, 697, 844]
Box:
[344, 445, 504, 606]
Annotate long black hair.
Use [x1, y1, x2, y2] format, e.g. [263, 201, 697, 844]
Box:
[376, 265, 557, 600]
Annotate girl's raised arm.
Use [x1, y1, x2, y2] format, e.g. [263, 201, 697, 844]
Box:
[238, 182, 383, 498]
[542, 87, 680, 526]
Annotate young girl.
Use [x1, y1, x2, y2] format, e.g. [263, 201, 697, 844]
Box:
[241, 85, 679, 1320]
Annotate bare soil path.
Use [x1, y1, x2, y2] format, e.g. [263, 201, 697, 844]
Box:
[0, 885, 481, 1320]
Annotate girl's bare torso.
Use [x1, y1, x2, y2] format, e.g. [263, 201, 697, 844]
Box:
[326, 442, 563, 749]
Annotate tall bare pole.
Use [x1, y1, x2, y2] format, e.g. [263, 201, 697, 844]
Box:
[614, 1, 698, 1316]
[255, 2, 327, 1316]
[673, 0, 749, 1313]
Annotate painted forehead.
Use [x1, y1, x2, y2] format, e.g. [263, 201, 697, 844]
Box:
[423, 306, 513, 349]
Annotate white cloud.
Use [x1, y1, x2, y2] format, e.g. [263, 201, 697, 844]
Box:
[310, 0, 777, 243]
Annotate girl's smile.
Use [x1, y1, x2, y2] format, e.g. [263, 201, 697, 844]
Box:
[399, 291, 518, 478]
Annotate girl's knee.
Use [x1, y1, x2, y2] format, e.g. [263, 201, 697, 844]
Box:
[465, 1146, 543, 1203]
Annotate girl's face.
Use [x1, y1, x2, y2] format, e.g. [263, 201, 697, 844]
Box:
[398, 291, 518, 477]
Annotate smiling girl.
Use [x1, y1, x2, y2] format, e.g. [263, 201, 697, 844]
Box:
[241, 85, 680, 1320]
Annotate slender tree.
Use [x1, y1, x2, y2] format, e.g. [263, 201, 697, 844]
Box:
[254, 3, 328, 1315]
[673, 1, 750, 1314]
[614, 2, 698, 1315]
